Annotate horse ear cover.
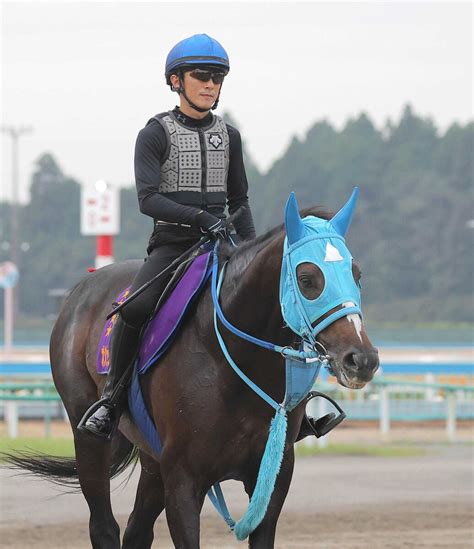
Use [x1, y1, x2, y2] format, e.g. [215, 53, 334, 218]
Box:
[285, 187, 359, 242]
[330, 186, 359, 237]
[284, 192, 305, 245]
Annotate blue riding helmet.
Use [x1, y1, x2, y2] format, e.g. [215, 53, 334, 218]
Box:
[280, 188, 362, 341]
[165, 34, 230, 83]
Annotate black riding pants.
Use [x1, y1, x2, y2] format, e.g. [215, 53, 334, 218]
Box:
[120, 229, 202, 330]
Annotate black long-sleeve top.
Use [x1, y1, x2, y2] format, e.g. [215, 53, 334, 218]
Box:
[134, 107, 256, 240]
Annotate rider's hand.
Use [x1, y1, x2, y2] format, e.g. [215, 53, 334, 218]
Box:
[195, 211, 229, 240]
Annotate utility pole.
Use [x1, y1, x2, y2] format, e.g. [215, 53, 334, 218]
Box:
[1, 125, 34, 337]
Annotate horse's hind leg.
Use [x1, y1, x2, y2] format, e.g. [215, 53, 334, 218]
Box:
[55, 366, 121, 548]
[247, 448, 295, 549]
[71, 423, 121, 548]
[122, 451, 165, 549]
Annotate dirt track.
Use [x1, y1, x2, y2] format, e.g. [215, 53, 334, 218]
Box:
[1, 444, 473, 548]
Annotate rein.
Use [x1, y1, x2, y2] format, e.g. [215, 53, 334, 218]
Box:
[211, 246, 329, 365]
[207, 241, 328, 539]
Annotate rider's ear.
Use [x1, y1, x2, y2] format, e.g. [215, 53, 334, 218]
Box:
[330, 187, 359, 237]
[284, 192, 305, 245]
[170, 73, 180, 91]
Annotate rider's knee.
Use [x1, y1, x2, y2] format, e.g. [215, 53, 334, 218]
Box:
[119, 299, 151, 330]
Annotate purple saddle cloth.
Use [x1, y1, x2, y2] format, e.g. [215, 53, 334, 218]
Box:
[96, 251, 212, 375]
[96, 250, 213, 456]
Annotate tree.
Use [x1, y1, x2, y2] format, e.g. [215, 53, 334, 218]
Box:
[4, 106, 472, 322]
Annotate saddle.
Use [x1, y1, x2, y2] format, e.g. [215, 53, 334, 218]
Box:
[96, 250, 212, 376]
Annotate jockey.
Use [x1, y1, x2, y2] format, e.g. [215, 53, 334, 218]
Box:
[79, 33, 324, 441]
[79, 33, 256, 438]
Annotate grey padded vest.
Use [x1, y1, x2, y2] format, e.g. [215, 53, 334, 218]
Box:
[153, 111, 229, 211]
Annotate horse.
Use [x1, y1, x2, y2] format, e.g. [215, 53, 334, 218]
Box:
[6, 191, 379, 548]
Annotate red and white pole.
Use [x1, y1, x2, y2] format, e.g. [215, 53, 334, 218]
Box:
[96, 235, 114, 269]
[81, 180, 120, 270]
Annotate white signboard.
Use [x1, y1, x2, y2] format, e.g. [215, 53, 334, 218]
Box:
[81, 183, 120, 235]
[0, 261, 19, 289]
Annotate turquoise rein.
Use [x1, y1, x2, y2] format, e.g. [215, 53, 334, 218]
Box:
[207, 242, 326, 539]
[206, 188, 361, 539]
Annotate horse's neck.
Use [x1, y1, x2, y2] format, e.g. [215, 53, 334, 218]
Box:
[210, 236, 292, 409]
[219, 235, 293, 346]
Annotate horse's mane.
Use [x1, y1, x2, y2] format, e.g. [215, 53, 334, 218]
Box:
[220, 206, 334, 280]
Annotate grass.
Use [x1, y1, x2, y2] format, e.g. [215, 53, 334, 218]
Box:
[0, 437, 425, 461]
[295, 442, 425, 458]
[0, 437, 75, 460]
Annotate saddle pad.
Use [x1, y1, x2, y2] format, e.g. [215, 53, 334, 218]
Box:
[128, 367, 163, 454]
[97, 288, 131, 374]
[96, 251, 212, 375]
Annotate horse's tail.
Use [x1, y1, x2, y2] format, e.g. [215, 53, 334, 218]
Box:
[2, 431, 138, 490]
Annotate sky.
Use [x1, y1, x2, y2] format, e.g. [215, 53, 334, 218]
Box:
[1, 1, 472, 203]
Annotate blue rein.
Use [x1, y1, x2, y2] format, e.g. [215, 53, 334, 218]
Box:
[207, 242, 326, 539]
[211, 248, 324, 363]
[207, 189, 362, 538]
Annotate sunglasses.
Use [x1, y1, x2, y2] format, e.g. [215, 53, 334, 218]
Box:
[188, 68, 226, 85]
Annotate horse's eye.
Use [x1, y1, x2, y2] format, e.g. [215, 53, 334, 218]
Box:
[296, 263, 324, 300]
[299, 275, 313, 288]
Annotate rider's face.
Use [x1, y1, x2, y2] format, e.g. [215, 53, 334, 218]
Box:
[171, 70, 222, 114]
[183, 70, 222, 111]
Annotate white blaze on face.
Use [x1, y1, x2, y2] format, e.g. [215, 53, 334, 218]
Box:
[343, 301, 363, 342]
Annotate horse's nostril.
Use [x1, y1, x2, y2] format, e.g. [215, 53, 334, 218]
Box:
[343, 352, 357, 371]
[343, 350, 379, 373]
[354, 351, 379, 372]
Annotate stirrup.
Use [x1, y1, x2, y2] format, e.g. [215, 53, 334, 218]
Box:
[77, 398, 114, 434]
[77, 357, 136, 437]
[303, 390, 346, 438]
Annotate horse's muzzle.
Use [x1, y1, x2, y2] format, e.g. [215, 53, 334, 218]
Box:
[335, 348, 379, 388]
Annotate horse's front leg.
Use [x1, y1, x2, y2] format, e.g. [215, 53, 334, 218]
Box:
[161, 454, 206, 549]
[122, 451, 165, 549]
[246, 447, 295, 549]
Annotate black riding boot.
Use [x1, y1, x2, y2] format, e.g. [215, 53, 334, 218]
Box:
[78, 315, 140, 439]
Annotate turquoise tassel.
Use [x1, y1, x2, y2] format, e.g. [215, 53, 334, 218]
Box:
[233, 409, 288, 541]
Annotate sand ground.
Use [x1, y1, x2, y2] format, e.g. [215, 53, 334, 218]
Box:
[1, 420, 473, 548]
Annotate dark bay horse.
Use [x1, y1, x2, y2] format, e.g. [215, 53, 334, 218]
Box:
[8, 199, 378, 548]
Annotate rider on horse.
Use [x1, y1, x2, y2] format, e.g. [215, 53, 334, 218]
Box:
[79, 34, 319, 440]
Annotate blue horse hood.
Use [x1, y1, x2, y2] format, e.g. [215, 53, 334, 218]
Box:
[279, 193, 362, 340]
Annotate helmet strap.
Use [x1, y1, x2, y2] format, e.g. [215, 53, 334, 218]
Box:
[211, 79, 223, 111]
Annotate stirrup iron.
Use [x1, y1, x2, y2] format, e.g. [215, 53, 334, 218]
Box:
[304, 390, 346, 438]
[77, 360, 134, 433]
[77, 398, 114, 433]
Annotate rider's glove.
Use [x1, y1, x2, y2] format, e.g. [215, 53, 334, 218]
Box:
[195, 210, 229, 240]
